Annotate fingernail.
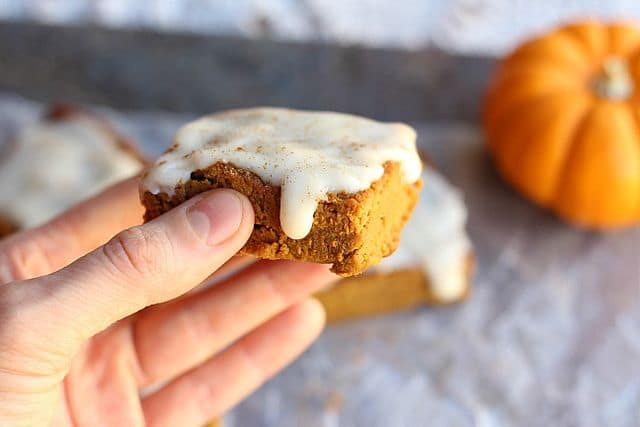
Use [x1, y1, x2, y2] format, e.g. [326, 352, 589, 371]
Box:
[186, 190, 244, 245]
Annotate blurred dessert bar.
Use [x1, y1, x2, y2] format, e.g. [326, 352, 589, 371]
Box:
[0, 103, 144, 235]
[316, 165, 473, 322]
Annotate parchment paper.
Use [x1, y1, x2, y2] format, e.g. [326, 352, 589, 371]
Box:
[0, 95, 638, 427]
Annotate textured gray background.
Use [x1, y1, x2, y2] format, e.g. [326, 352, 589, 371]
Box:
[0, 21, 638, 427]
[0, 22, 493, 122]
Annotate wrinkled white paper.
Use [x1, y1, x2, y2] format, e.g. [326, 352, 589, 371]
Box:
[3, 1, 640, 54]
[0, 94, 638, 427]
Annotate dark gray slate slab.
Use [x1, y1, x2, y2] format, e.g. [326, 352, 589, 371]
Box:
[0, 21, 494, 122]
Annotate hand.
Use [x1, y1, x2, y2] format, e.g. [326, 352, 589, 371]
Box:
[0, 179, 335, 427]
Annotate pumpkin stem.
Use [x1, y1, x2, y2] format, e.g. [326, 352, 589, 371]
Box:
[593, 57, 634, 100]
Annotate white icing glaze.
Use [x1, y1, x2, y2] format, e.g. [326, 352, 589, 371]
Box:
[373, 167, 471, 302]
[141, 107, 422, 239]
[0, 115, 143, 228]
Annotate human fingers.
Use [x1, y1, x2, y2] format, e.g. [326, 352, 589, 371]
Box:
[2, 189, 254, 364]
[132, 260, 336, 387]
[0, 178, 142, 283]
[141, 299, 325, 427]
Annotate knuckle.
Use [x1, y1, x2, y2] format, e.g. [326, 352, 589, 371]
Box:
[193, 344, 267, 416]
[235, 343, 267, 384]
[0, 287, 26, 346]
[0, 238, 52, 283]
[260, 265, 292, 307]
[175, 308, 219, 353]
[0, 285, 70, 376]
[103, 227, 172, 279]
[196, 378, 224, 415]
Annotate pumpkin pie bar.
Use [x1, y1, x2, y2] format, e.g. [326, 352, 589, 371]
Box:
[140, 108, 423, 276]
[0, 103, 145, 232]
[315, 165, 474, 322]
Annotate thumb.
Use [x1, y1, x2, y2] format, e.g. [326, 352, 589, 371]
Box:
[3, 189, 254, 358]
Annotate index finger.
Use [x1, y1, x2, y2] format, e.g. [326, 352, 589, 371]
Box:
[7, 189, 254, 360]
[0, 177, 143, 283]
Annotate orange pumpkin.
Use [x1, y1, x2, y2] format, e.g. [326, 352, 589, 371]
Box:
[483, 20, 640, 228]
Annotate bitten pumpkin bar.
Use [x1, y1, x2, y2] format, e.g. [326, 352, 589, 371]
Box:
[140, 108, 423, 276]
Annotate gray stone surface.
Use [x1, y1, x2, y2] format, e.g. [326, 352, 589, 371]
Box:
[0, 21, 493, 122]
